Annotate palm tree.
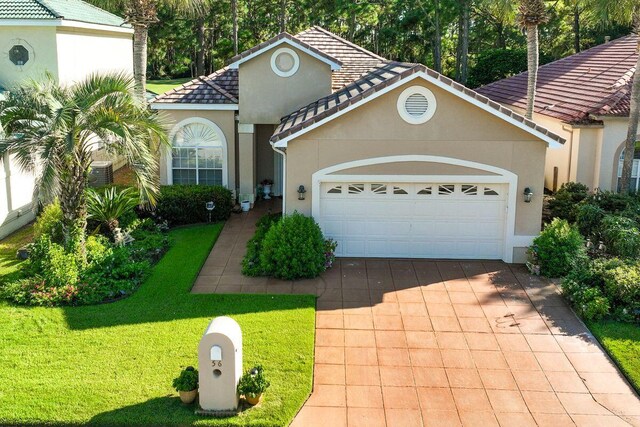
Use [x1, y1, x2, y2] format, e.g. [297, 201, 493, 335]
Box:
[0, 73, 168, 251]
[89, 0, 205, 99]
[516, 0, 549, 119]
[588, 0, 639, 193]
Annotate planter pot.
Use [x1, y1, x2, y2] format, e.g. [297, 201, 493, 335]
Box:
[179, 389, 197, 404]
[263, 185, 272, 200]
[241, 200, 251, 212]
[245, 394, 262, 405]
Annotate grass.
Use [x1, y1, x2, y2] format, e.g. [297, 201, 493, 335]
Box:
[0, 223, 33, 280]
[588, 320, 640, 394]
[0, 223, 315, 426]
[146, 78, 192, 95]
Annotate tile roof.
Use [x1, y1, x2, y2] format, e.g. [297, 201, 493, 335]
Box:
[0, 0, 129, 28]
[152, 67, 239, 104]
[271, 61, 565, 146]
[476, 35, 638, 123]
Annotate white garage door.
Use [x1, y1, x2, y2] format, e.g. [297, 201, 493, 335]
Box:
[317, 181, 507, 259]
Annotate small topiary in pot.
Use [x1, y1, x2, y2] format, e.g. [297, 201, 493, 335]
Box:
[237, 365, 270, 405]
[172, 366, 199, 404]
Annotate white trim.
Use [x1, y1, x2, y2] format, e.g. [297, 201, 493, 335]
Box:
[0, 19, 133, 34]
[311, 155, 519, 263]
[238, 123, 255, 134]
[397, 85, 437, 124]
[151, 103, 238, 111]
[273, 71, 563, 149]
[228, 38, 341, 71]
[167, 117, 228, 188]
[270, 47, 300, 78]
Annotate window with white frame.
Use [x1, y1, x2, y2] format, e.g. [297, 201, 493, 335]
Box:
[171, 122, 224, 185]
[617, 142, 640, 192]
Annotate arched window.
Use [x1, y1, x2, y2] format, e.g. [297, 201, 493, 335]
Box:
[617, 141, 640, 192]
[170, 120, 226, 186]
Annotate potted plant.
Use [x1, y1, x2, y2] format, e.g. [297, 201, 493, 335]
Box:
[172, 366, 198, 404]
[237, 365, 270, 405]
[261, 179, 273, 200]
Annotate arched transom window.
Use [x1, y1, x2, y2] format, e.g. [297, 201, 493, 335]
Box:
[171, 122, 225, 186]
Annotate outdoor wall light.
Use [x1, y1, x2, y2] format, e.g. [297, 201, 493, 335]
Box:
[298, 185, 307, 200]
[206, 201, 215, 222]
[523, 187, 533, 203]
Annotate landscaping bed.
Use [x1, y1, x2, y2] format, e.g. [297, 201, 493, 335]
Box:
[0, 223, 315, 426]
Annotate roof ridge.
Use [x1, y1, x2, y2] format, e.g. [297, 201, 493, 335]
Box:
[32, 0, 61, 18]
[307, 26, 386, 61]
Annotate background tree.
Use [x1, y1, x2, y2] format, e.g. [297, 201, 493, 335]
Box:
[0, 74, 168, 252]
[517, 0, 549, 119]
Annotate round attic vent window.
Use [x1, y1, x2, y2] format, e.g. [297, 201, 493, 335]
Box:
[271, 47, 299, 77]
[397, 86, 437, 124]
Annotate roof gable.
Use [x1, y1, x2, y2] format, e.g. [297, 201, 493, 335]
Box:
[227, 32, 342, 71]
[271, 62, 564, 148]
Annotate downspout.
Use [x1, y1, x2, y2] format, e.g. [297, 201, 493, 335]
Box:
[562, 124, 575, 184]
[271, 142, 286, 215]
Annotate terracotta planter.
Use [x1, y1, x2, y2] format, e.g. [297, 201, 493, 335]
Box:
[179, 389, 197, 404]
[245, 394, 262, 405]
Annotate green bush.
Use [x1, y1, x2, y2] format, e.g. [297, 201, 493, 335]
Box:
[26, 237, 80, 287]
[242, 213, 281, 276]
[260, 213, 327, 280]
[602, 263, 640, 316]
[548, 182, 590, 222]
[587, 190, 633, 214]
[155, 185, 233, 226]
[561, 279, 610, 321]
[531, 218, 586, 277]
[601, 215, 640, 258]
[127, 218, 170, 263]
[172, 366, 198, 392]
[86, 186, 140, 234]
[237, 365, 270, 398]
[576, 203, 606, 239]
[33, 201, 63, 244]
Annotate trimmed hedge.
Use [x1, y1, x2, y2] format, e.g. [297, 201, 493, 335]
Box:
[155, 185, 233, 226]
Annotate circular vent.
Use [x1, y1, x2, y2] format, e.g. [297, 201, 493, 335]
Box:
[397, 86, 437, 124]
[271, 47, 300, 77]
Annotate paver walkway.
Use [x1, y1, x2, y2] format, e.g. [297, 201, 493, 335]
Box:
[193, 202, 640, 427]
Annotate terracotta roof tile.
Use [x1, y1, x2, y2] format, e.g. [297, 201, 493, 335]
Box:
[271, 61, 565, 146]
[476, 35, 638, 122]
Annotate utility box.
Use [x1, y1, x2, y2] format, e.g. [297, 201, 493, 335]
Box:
[198, 317, 243, 412]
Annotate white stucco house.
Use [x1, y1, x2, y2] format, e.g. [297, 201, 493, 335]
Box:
[0, 0, 133, 238]
[477, 35, 638, 193]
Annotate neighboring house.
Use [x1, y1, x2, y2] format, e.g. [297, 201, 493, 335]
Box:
[0, 0, 133, 239]
[477, 35, 638, 193]
[151, 27, 564, 263]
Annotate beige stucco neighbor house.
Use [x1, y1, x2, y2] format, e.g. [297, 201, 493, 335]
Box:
[0, 0, 133, 239]
[477, 35, 638, 193]
[151, 27, 564, 263]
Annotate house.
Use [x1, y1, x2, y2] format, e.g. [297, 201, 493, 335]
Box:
[0, 0, 133, 238]
[151, 27, 564, 263]
[477, 35, 638, 193]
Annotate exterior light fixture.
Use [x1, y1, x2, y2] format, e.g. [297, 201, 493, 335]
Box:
[523, 187, 533, 203]
[298, 185, 306, 200]
[206, 201, 215, 222]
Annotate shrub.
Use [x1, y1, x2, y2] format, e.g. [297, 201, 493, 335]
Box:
[242, 213, 281, 276]
[601, 215, 640, 258]
[26, 237, 80, 287]
[33, 201, 63, 244]
[587, 190, 633, 214]
[602, 263, 640, 316]
[172, 366, 198, 392]
[532, 218, 586, 277]
[86, 187, 140, 234]
[127, 218, 170, 263]
[561, 279, 610, 321]
[260, 213, 327, 280]
[0, 276, 80, 306]
[155, 185, 233, 226]
[548, 182, 589, 222]
[237, 365, 270, 398]
[576, 203, 605, 239]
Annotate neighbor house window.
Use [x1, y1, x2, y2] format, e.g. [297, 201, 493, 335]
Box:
[617, 142, 640, 192]
[171, 122, 225, 185]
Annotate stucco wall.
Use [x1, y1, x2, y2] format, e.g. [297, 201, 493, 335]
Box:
[601, 118, 636, 192]
[55, 27, 133, 85]
[0, 26, 58, 89]
[238, 45, 332, 124]
[282, 79, 549, 261]
[157, 109, 237, 192]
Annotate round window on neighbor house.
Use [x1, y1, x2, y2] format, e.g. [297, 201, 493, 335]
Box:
[270, 47, 300, 77]
[9, 45, 29, 66]
[397, 86, 437, 124]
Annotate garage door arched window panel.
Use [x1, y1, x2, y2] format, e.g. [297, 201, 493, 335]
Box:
[393, 186, 408, 195]
[483, 186, 500, 196]
[417, 186, 433, 195]
[348, 184, 365, 194]
[462, 185, 478, 195]
[397, 86, 437, 124]
[438, 184, 455, 195]
[169, 119, 227, 187]
[371, 184, 387, 194]
[327, 185, 342, 194]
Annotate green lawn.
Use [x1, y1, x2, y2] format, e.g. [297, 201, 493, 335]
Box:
[588, 320, 640, 394]
[147, 78, 192, 95]
[0, 223, 33, 280]
[0, 223, 315, 426]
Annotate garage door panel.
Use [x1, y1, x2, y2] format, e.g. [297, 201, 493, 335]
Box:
[319, 181, 507, 260]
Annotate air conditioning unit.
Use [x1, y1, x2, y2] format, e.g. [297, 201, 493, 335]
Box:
[89, 160, 114, 187]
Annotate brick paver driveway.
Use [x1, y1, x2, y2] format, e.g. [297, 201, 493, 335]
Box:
[193, 203, 640, 427]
